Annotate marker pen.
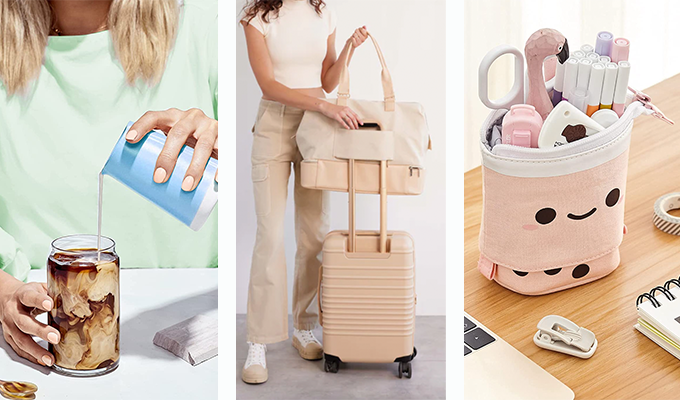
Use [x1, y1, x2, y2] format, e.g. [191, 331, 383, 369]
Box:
[581, 44, 594, 53]
[568, 59, 592, 113]
[599, 62, 619, 109]
[611, 38, 630, 63]
[598, 55, 611, 64]
[552, 60, 566, 105]
[576, 58, 592, 90]
[586, 52, 600, 62]
[571, 50, 586, 60]
[561, 57, 580, 102]
[595, 31, 614, 56]
[612, 61, 631, 116]
[586, 63, 606, 116]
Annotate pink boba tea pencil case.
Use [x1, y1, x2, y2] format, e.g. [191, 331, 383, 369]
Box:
[477, 99, 659, 295]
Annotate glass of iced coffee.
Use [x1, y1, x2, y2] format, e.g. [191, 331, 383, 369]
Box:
[47, 235, 120, 377]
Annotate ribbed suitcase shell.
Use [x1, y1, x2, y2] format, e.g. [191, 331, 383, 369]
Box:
[320, 230, 415, 363]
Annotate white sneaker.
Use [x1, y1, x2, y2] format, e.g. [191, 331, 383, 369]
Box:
[292, 329, 323, 360]
[242, 342, 268, 384]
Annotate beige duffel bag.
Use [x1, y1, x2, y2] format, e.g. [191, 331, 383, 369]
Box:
[296, 32, 430, 195]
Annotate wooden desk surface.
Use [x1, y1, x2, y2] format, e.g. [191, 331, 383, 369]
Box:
[464, 74, 680, 400]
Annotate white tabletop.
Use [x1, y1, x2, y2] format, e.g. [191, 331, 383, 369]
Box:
[1, 268, 217, 400]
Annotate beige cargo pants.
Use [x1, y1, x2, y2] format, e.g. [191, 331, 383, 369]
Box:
[247, 99, 330, 343]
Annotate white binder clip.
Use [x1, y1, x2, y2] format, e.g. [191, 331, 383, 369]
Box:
[533, 315, 597, 359]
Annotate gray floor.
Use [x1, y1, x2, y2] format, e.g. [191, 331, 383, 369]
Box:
[236, 314, 445, 400]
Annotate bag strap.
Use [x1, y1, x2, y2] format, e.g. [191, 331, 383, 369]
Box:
[348, 159, 387, 253]
[337, 32, 395, 112]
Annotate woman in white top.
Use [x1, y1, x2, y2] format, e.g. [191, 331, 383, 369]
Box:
[241, 0, 367, 384]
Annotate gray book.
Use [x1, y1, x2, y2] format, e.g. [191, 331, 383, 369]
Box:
[153, 310, 218, 366]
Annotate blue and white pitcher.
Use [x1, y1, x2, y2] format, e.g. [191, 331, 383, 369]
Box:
[102, 122, 218, 231]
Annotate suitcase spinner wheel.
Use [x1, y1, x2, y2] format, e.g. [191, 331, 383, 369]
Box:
[323, 354, 340, 373]
[398, 362, 411, 379]
[396, 347, 417, 379]
[322, 347, 417, 378]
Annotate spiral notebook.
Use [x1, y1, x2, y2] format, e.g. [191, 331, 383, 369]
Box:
[635, 278, 680, 360]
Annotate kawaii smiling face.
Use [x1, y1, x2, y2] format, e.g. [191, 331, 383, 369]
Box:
[523, 187, 621, 231]
[480, 150, 629, 271]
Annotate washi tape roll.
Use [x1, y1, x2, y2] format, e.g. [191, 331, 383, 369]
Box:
[653, 193, 680, 235]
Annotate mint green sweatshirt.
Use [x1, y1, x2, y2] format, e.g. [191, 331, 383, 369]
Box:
[0, 0, 217, 281]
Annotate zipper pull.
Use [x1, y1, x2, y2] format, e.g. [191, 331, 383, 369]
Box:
[629, 86, 675, 125]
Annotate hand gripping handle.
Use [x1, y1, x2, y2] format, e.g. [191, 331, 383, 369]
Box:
[337, 31, 395, 112]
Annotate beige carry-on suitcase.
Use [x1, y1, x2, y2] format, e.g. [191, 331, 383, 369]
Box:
[317, 159, 417, 378]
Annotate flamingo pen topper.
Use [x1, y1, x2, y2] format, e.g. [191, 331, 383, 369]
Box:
[525, 29, 569, 120]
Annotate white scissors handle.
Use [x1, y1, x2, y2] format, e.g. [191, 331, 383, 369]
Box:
[478, 45, 525, 110]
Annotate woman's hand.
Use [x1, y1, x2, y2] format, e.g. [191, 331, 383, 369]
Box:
[315, 26, 368, 129]
[126, 108, 219, 191]
[348, 26, 369, 48]
[319, 102, 364, 130]
[0, 281, 60, 366]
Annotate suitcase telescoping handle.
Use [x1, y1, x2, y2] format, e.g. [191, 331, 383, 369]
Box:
[348, 158, 387, 253]
[320, 159, 386, 326]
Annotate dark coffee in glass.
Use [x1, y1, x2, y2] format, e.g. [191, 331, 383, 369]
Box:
[47, 235, 120, 377]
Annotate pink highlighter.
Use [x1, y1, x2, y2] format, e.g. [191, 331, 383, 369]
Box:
[502, 104, 543, 148]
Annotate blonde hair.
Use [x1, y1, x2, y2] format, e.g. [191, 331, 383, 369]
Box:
[0, 0, 180, 95]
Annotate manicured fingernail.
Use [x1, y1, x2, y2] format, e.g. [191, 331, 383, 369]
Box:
[47, 332, 59, 344]
[154, 168, 167, 183]
[42, 355, 53, 366]
[215, 170, 219, 183]
[42, 299, 52, 310]
[182, 176, 195, 191]
[126, 129, 137, 141]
